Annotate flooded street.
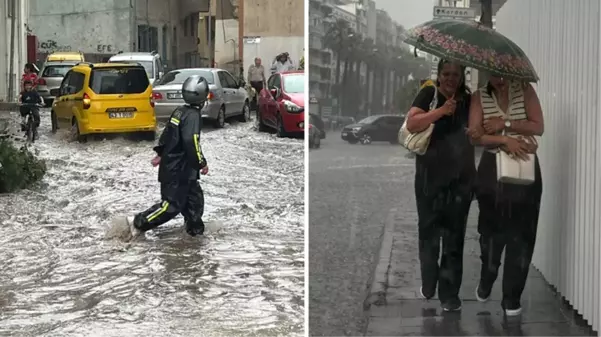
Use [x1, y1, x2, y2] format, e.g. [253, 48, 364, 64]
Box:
[0, 110, 304, 337]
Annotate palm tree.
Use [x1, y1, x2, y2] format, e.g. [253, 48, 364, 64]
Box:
[323, 19, 354, 111]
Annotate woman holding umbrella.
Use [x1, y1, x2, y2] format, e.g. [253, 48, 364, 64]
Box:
[405, 58, 476, 312]
[468, 76, 543, 317]
[405, 19, 543, 316]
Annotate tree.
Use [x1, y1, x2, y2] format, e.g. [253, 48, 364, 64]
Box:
[323, 19, 354, 113]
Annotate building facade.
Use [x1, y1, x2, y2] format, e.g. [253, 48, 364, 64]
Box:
[0, 0, 30, 102]
[496, 0, 600, 331]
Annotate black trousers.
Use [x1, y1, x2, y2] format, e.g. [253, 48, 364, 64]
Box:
[20, 106, 40, 127]
[415, 172, 473, 303]
[475, 151, 542, 307]
[134, 180, 205, 235]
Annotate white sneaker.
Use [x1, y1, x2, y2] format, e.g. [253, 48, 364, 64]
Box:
[475, 285, 490, 302]
[505, 307, 523, 316]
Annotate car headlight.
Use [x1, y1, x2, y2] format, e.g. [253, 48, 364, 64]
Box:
[283, 100, 303, 113]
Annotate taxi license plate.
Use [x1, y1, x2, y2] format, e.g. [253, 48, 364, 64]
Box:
[342, 132, 348, 136]
[109, 112, 133, 119]
[168, 93, 182, 99]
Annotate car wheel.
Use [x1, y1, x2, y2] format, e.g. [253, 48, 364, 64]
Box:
[238, 101, 250, 122]
[213, 106, 226, 128]
[70, 118, 87, 143]
[348, 139, 358, 145]
[360, 133, 372, 145]
[276, 114, 288, 138]
[50, 110, 58, 133]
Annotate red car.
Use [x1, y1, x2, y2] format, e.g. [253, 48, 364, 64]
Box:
[256, 70, 304, 137]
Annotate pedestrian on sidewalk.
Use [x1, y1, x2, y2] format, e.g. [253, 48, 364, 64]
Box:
[248, 57, 266, 109]
[466, 76, 544, 316]
[405, 59, 476, 312]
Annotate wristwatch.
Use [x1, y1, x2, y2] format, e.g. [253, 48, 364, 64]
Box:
[504, 120, 512, 129]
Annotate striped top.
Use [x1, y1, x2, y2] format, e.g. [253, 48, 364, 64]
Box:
[479, 81, 527, 153]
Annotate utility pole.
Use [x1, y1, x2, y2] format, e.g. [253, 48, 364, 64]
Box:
[8, 0, 17, 102]
[478, 0, 493, 87]
[208, 0, 213, 67]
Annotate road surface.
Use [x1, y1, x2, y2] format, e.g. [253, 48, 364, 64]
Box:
[0, 110, 304, 337]
[308, 133, 413, 336]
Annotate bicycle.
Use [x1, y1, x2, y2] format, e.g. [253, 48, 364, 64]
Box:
[19, 103, 42, 143]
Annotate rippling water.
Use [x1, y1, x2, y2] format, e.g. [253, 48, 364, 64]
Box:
[0, 111, 305, 337]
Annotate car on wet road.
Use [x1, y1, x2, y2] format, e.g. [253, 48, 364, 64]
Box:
[340, 114, 404, 145]
[36, 52, 85, 106]
[152, 68, 251, 128]
[256, 70, 305, 137]
[51, 62, 156, 142]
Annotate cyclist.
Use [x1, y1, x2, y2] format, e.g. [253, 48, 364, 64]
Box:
[19, 80, 43, 132]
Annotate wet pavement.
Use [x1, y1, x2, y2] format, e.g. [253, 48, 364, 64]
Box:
[0, 109, 304, 337]
[361, 153, 595, 336]
[309, 133, 413, 336]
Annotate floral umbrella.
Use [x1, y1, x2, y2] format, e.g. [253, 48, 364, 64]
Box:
[404, 19, 539, 82]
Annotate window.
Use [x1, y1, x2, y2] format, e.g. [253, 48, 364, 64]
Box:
[221, 71, 239, 88]
[267, 74, 277, 88]
[42, 65, 72, 78]
[114, 60, 154, 79]
[138, 25, 158, 52]
[59, 71, 72, 95]
[157, 69, 215, 85]
[89, 67, 149, 94]
[70, 72, 85, 92]
[218, 71, 236, 88]
[272, 74, 281, 89]
[358, 116, 380, 124]
[283, 74, 304, 93]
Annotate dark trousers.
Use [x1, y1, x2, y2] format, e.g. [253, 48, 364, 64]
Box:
[134, 180, 205, 235]
[415, 175, 473, 303]
[475, 151, 542, 308]
[20, 106, 40, 127]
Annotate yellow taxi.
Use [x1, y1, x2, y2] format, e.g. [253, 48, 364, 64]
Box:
[46, 52, 85, 62]
[51, 62, 157, 142]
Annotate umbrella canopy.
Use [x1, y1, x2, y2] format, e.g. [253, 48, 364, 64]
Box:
[404, 19, 539, 82]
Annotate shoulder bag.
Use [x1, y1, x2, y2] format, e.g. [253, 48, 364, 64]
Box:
[398, 86, 438, 155]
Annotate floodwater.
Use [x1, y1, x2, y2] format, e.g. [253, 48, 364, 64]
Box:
[0, 111, 305, 337]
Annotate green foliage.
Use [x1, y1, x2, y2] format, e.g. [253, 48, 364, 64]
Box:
[394, 79, 422, 113]
[0, 139, 47, 193]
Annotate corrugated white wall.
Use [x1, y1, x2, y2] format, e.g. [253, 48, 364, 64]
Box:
[496, 0, 600, 332]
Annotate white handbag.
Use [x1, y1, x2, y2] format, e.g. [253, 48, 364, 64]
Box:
[496, 135, 538, 185]
[399, 86, 438, 155]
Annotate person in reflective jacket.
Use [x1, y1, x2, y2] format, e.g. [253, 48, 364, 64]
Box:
[126, 75, 210, 239]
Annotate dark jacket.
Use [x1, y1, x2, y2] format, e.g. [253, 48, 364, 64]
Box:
[20, 90, 42, 105]
[154, 105, 208, 182]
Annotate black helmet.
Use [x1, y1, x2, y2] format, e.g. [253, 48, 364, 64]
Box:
[182, 75, 209, 106]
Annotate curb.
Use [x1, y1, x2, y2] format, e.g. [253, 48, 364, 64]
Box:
[363, 207, 398, 309]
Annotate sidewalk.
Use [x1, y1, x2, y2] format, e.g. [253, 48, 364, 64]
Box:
[364, 203, 596, 336]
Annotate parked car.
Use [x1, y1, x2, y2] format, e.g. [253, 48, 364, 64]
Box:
[37, 61, 79, 106]
[152, 68, 250, 127]
[256, 70, 304, 137]
[309, 112, 326, 139]
[341, 114, 404, 145]
[51, 62, 156, 142]
[108, 51, 165, 85]
[309, 115, 322, 149]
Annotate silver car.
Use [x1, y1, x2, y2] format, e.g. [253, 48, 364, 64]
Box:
[152, 68, 251, 128]
[36, 61, 78, 106]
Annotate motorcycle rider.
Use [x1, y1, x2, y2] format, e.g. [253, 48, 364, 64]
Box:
[123, 75, 211, 241]
[19, 80, 43, 132]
